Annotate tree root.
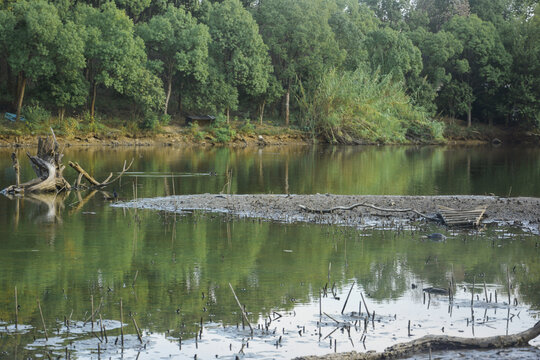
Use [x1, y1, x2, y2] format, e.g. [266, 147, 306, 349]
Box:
[295, 320, 540, 360]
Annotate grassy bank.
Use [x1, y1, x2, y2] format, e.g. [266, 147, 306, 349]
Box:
[0, 113, 307, 147]
[1, 111, 538, 147]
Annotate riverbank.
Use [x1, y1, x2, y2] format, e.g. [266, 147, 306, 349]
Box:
[0, 119, 310, 147]
[1, 116, 539, 147]
[114, 194, 540, 233]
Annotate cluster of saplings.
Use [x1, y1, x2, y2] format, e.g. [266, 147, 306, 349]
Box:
[0, 0, 539, 143]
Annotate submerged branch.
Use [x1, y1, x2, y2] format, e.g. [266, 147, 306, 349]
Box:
[69, 158, 133, 189]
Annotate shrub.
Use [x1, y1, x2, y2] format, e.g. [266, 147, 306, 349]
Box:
[211, 114, 236, 143]
[139, 111, 160, 130]
[22, 103, 51, 131]
[189, 122, 205, 142]
[239, 119, 255, 135]
[299, 68, 444, 144]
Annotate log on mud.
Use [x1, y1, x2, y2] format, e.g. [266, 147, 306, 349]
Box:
[294, 320, 540, 360]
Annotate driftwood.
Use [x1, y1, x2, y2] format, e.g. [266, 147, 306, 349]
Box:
[298, 203, 437, 221]
[68, 158, 133, 189]
[295, 320, 540, 360]
[2, 128, 132, 194]
[2, 129, 71, 194]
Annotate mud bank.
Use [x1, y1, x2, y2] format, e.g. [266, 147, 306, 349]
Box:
[115, 194, 540, 232]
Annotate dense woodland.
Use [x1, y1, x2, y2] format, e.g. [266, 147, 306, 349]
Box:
[0, 0, 539, 143]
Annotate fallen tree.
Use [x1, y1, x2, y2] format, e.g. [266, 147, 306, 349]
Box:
[294, 320, 540, 360]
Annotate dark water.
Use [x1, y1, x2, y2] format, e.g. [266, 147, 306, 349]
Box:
[0, 145, 539, 359]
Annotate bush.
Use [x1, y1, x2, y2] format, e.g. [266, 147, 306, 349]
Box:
[299, 68, 444, 144]
[160, 113, 171, 126]
[139, 111, 160, 130]
[211, 114, 236, 143]
[22, 103, 51, 131]
[239, 119, 255, 135]
[189, 122, 205, 142]
[53, 116, 80, 137]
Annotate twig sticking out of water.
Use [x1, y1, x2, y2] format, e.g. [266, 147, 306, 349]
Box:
[341, 282, 355, 315]
[323, 312, 340, 325]
[91, 295, 94, 328]
[319, 289, 322, 317]
[360, 292, 370, 318]
[132, 270, 139, 287]
[132, 315, 143, 343]
[229, 283, 253, 333]
[507, 266, 511, 305]
[120, 298, 124, 347]
[37, 299, 48, 341]
[471, 276, 476, 308]
[14, 286, 18, 330]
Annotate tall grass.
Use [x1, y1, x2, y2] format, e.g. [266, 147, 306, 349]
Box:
[298, 68, 444, 144]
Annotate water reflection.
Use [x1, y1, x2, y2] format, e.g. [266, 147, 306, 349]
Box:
[0, 145, 539, 359]
[1, 145, 540, 197]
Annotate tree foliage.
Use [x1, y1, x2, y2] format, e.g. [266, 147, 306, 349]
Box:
[0, 0, 539, 136]
[138, 4, 209, 114]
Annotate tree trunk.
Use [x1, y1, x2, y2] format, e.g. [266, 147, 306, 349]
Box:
[285, 86, 290, 127]
[226, 107, 230, 124]
[164, 74, 172, 115]
[16, 77, 27, 122]
[59, 108, 65, 122]
[467, 104, 472, 128]
[90, 82, 97, 120]
[259, 100, 266, 126]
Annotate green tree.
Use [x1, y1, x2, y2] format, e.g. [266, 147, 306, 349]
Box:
[442, 14, 511, 126]
[415, 0, 471, 31]
[76, 2, 163, 119]
[362, 0, 411, 27]
[138, 5, 210, 115]
[47, 21, 88, 120]
[407, 27, 463, 112]
[330, 0, 380, 71]
[254, 0, 344, 126]
[497, 6, 540, 126]
[364, 27, 423, 86]
[3, 0, 62, 121]
[203, 0, 271, 122]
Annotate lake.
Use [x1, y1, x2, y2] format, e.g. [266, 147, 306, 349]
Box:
[0, 145, 539, 359]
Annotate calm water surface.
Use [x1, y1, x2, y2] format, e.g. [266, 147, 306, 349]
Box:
[0, 145, 539, 359]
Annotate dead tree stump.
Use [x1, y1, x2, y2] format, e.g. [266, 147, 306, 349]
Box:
[3, 129, 70, 194]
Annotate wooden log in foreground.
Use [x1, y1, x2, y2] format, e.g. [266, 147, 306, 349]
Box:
[295, 320, 540, 360]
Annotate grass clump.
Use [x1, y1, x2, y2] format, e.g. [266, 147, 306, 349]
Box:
[189, 122, 206, 142]
[211, 114, 236, 143]
[299, 68, 444, 144]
